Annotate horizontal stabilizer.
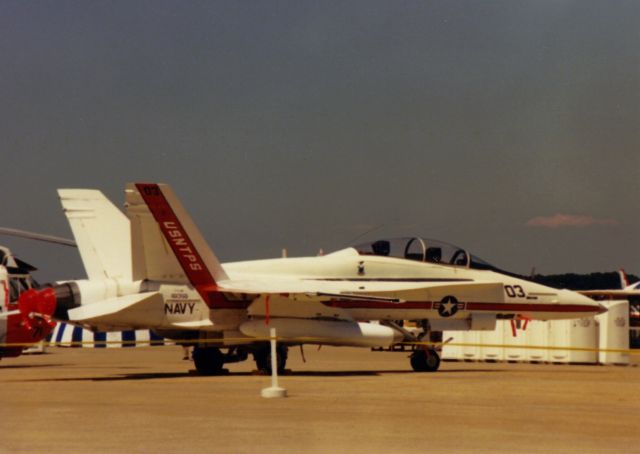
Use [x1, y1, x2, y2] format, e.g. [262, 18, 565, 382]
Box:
[67, 292, 164, 330]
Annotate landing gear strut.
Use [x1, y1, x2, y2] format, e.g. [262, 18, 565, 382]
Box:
[192, 346, 225, 375]
[253, 343, 288, 374]
[410, 348, 441, 372]
[408, 321, 441, 372]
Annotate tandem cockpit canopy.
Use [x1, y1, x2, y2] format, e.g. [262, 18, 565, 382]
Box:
[352, 237, 497, 271]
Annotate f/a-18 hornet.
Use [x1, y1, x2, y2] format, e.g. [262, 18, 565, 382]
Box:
[38, 183, 604, 374]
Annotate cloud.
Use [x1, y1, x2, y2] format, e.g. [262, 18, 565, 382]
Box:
[525, 214, 618, 229]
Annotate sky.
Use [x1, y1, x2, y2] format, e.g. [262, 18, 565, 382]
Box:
[0, 1, 639, 282]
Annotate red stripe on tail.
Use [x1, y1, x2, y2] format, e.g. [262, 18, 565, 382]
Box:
[135, 184, 252, 310]
[136, 183, 236, 311]
[136, 183, 217, 288]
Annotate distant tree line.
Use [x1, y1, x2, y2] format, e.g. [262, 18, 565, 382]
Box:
[530, 272, 639, 291]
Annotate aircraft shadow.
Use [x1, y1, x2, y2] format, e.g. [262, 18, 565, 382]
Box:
[20, 372, 192, 382]
[20, 371, 391, 381]
[280, 370, 382, 377]
[16, 367, 507, 383]
[0, 363, 66, 370]
[283, 368, 507, 376]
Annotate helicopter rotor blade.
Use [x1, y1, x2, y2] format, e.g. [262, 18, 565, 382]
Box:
[0, 227, 76, 247]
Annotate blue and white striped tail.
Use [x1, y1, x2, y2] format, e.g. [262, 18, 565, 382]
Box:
[48, 322, 167, 348]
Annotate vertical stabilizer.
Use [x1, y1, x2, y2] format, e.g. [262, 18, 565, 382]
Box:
[58, 189, 132, 281]
[125, 183, 228, 285]
[619, 268, 629, 289]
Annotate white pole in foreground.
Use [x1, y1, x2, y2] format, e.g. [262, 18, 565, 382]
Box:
[261, 327, 287, 398]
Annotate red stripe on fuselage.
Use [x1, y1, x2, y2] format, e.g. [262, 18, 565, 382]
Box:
[464, 302, 599, 313]
[322, 299, 598, 314]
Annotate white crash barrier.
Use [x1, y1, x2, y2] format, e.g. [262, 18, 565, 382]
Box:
[480, 323, 505, 362]
[502, 321, 528, 362]
[443, 304, 630, 365]
[461, 331, 482, 361]
[547, 320, 570, 363]
[525, 321, 549, 363]
[441, 333, 463, 360]
[597, 300, 630, 365]
[547, 318, 597, 364]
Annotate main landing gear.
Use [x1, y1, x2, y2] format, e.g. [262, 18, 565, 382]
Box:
[192, 346, 225, 375]
[191, 344, 289, 376]
[253, 343, 288, 375]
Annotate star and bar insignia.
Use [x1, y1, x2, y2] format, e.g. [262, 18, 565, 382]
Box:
[434, 295, 464, 317]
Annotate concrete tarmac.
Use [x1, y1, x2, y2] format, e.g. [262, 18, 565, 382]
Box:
[1, 346, 638, 453]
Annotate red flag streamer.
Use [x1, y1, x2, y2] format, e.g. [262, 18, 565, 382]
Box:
[264, 294, 270, 325]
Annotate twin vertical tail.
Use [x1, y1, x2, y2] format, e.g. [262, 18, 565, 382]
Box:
[58, 189, 132, 281]
[60, 183, 232, 310]
[125, 183, 228, 287]
[618, 269, 629, 289]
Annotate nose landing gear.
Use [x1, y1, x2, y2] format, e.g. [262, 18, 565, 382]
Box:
[410, 348, 441, 372]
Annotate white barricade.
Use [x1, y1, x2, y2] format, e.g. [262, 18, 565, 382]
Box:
[480, 323, 504, 362]
[413, 302, 632, 365]
[597, 300, 630, 365]
[441, 332, 464, 360]
[547, 320, 571, 363]
[524, 320, 549, 363]
[461, 331, 482, 361]
[502, 321, 527, 362]
[444, 316, 602, 364]
[568, 318, 598, 364]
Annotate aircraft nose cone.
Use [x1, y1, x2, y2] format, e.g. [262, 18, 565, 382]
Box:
[561, 290, 605, 315]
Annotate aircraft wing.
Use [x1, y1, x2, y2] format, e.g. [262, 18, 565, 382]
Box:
[217, 279, 504, 301]
[217, 279, 506, 321]
[217, 279, 423, 321]
[218, 279, 427, 302]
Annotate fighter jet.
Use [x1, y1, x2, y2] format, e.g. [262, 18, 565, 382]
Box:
[41, 183, 604, 374]
[580, 269, 640, 322]
[580, 269, 640, 299]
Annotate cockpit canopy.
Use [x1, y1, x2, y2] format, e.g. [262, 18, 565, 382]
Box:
[353, 237, 496, 271]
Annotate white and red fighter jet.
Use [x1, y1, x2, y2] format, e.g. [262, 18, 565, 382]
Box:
[45, 183, 604, 374]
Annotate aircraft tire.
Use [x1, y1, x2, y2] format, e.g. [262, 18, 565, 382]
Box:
[253, 344, 288, 374]
[410, 349, 440, 372]
[192, 346, 225, 375]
